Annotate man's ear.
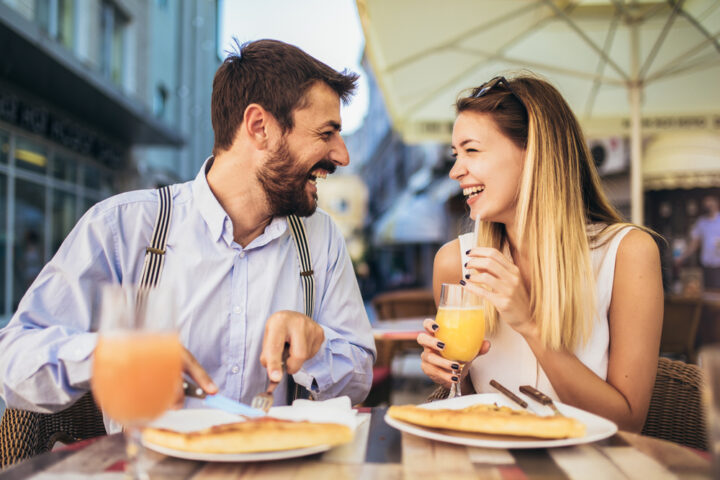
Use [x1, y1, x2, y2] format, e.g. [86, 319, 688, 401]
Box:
[243, 104, 270, 149]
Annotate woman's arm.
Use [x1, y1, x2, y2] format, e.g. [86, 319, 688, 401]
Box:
[527, 229, 663, 431]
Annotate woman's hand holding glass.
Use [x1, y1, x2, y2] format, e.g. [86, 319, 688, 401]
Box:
[417, 283, 490, 398]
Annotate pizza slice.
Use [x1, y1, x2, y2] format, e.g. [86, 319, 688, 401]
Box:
[388, 403, 586, 439]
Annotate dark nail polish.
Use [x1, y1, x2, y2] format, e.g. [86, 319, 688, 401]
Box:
[451, 376, 459, 382]
[451, 363, 459, 370]
[464, 274, 470, 279]
[431, 323, 439, 331]
[465, 249, 470, 255]
[463, 262, 468, 267]
[459, 280, 466, 286]
[437, 341, 445, 349]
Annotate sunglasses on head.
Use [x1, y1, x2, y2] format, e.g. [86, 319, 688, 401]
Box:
[471, 76, 525, 109]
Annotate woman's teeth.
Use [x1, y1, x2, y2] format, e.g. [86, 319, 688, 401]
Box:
[463, 185, 485, 198]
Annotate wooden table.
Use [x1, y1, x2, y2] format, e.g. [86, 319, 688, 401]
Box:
[0, 408, 711, 479]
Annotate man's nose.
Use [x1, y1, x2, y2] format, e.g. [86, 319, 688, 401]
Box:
[329, 136, 350, 167]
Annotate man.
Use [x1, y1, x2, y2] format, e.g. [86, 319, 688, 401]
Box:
[0, 40, 376, 426]
[675, 194, 720, 290]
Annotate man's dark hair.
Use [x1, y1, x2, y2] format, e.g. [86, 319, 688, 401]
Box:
[211, 39, 358, 154]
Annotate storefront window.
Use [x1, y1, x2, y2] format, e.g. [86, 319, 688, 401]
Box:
[52, 189, 78, 254]
[13, 180, 45, 310]
[83, 163, 100, 190]
[0, 130, 8, 164]
[53, 153, 77, 183]
[15, 137, 47, 175]
[0, 173, 7, 321]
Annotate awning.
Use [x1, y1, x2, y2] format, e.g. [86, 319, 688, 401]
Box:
[356, 0, 720, 225]
[373, 191, 448, 245]
[644, 132, 720, 190]
[0, 5, 184, 147]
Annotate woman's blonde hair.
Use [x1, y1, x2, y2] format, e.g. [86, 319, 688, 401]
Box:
[456, 74, 630, 351]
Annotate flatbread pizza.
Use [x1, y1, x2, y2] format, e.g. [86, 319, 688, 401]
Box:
[142, 416, 353, 454]
[387, 403, 585, 439]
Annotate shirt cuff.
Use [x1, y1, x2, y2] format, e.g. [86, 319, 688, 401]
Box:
[293, 325, 336, 393]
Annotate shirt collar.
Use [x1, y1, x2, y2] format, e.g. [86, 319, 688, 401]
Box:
[192, 156, 230, 243]
[191, 156, 289, 248]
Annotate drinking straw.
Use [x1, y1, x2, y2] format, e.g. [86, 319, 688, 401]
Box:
[473, 213, 481, 248]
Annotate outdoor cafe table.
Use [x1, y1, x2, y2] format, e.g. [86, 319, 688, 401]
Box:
[0, 407, 711, 479]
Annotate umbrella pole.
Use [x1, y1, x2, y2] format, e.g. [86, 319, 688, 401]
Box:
[629, 83, 643, 226]
[629, 21, 644, 226]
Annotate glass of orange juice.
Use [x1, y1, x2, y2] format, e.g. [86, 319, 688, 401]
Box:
[92, 284, 182, 480]
[435, 283, 485, 398]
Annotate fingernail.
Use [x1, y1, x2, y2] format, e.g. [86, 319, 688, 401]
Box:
[465, 249, 470, 255]
[270, 370, 283, 382]
[451, 363, 459, 370]
[459, 280, 466, 286]
[463, 262, 468, 267]
[431, 323, 439, 331]
[451, 376, 459, 382]
[437, 341, 445, 349]
[464, 274, 470, 279]
[208, 381, 218, 391]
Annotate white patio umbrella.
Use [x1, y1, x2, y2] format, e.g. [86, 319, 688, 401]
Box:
[356, 0, 720, 224]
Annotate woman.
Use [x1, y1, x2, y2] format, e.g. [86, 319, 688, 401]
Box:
[417, 75, 663, 432]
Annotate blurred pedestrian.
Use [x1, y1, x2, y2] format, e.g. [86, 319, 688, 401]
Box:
[675, 194, 720, 290]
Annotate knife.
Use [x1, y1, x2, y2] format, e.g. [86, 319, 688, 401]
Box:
[182, 377, 266, 418]
[519, 385, 563, 416]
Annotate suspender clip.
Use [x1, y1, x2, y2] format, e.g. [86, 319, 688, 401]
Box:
[146, 247, 166, 255]
[300, 269, 314, 277]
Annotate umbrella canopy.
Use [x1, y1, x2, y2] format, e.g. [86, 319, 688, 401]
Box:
[357, 0, 720, 224]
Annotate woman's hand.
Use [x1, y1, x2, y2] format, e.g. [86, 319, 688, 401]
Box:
[417, 318, 490, 389]
[464, 247, 536, 339]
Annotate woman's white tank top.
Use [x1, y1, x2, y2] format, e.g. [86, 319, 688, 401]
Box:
[459, 225, 635, 400]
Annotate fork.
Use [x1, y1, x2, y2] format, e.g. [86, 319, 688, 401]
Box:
[251, 343, 290, 413]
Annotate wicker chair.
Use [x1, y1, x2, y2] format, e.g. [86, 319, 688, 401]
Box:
[642, 357, 706, 450]
[426, 357, 707, 450]
[0, 392, 106, 469]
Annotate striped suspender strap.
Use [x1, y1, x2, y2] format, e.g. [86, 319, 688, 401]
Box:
[139, 186, 173, 290]
[286, 214, 315, 401]
[286, 214, 314, 319]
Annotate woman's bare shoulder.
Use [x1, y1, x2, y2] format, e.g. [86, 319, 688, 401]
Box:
[434, 239, 463, 284]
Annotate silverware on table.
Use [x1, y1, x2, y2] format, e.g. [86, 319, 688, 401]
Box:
[489, 379, 529, 409]
[251, 343, 290, 413]
[519, 385, 563, 416]
[182, 377, 265, 417]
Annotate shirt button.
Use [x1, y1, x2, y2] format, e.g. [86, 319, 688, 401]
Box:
[231, 365, 239, 374]
[233, 305, 241, 314]
[239, 251, 246, 258]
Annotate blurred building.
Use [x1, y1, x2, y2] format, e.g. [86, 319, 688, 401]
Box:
[0, 0, 218, 323]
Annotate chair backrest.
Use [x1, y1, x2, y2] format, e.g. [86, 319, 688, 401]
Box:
[660, 296, 703, 363]
[642, 357, 706, 450]
[0, 392, 106, 468]
[372, 288, 437, 320]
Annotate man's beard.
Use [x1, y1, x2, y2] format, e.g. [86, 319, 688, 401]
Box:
[256, 138, 335, 217]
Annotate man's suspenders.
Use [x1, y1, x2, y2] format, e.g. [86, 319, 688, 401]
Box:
[139, 187, 315, 402]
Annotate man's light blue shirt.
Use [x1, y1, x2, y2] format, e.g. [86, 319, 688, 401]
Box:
[0, 159, 376, 419]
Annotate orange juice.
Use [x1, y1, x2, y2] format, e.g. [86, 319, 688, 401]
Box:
[92, 332, 182, 425]
[435, 306, 485, 362]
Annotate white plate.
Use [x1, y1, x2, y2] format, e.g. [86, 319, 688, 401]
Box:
[142, 409, 333, 462]
[384, 393, 618, 449]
